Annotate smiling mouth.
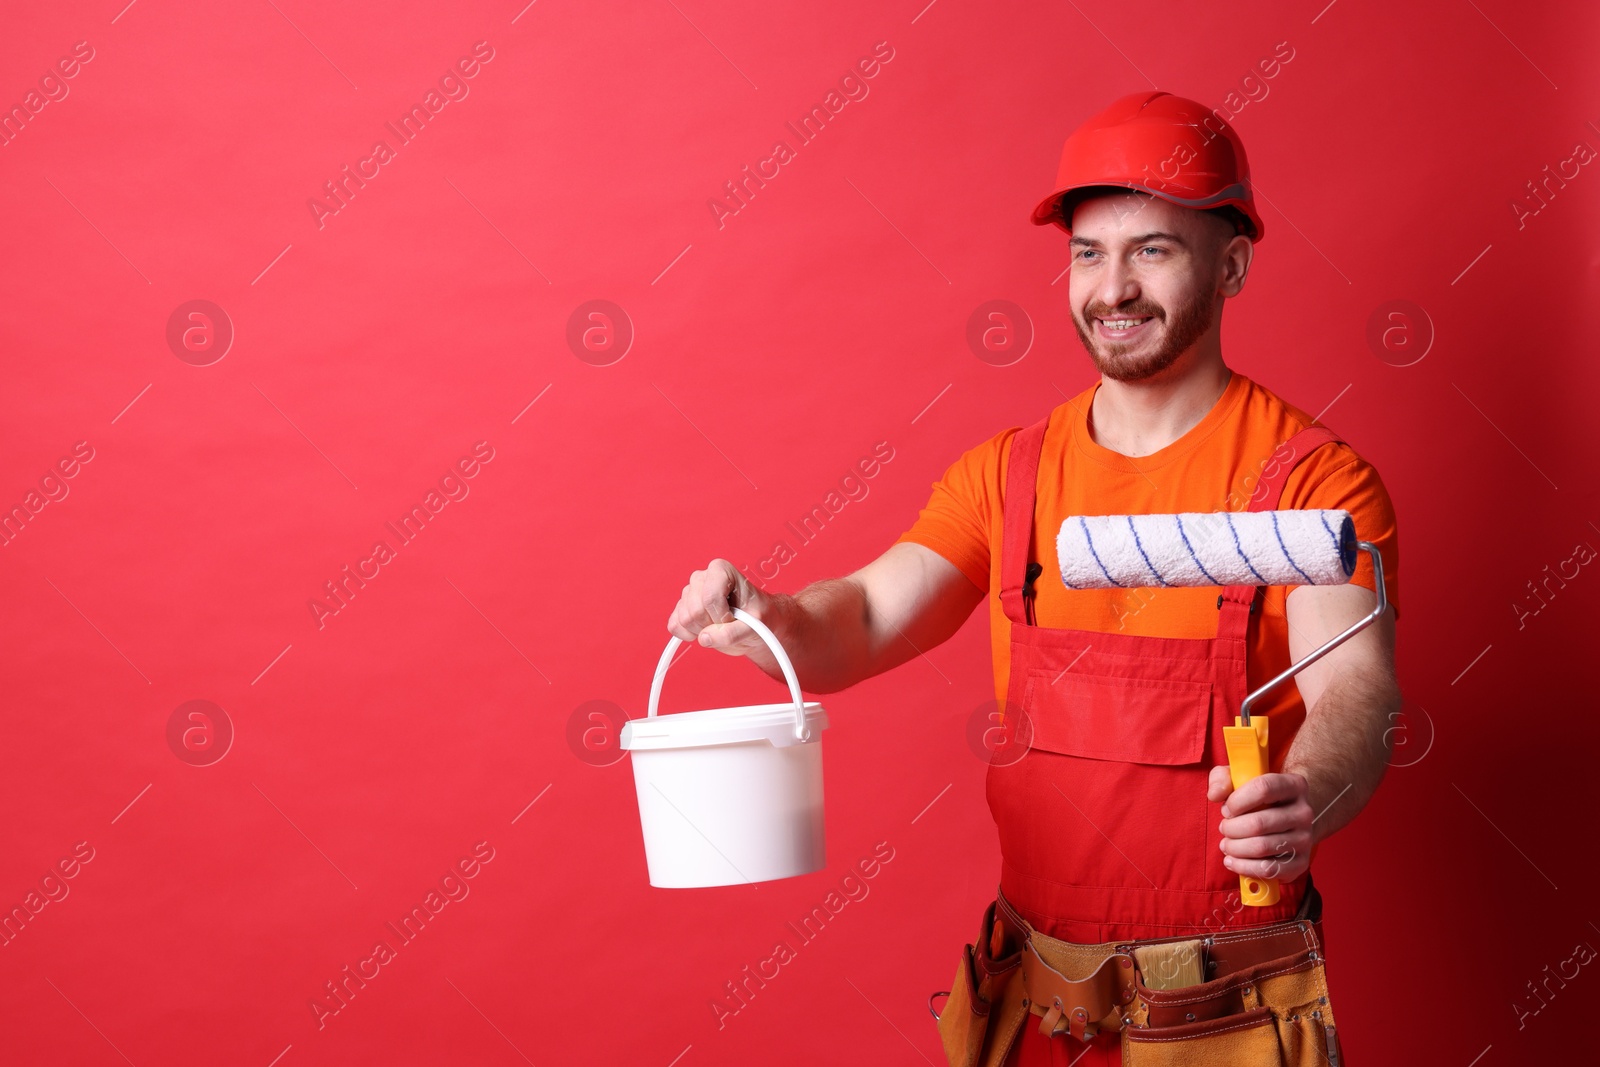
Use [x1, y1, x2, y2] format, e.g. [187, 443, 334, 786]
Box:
[1095, 316, 1154, 336]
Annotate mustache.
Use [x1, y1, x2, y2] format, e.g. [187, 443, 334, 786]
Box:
[1085, 306, 1162, 319]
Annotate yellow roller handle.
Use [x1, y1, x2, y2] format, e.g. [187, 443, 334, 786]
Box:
[1222, 716, 1280, 907]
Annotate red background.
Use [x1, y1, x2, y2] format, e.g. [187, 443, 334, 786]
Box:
[2, 1, 1596, 1064]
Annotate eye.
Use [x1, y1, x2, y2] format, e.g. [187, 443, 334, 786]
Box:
[1140, 246, 1164, 256]
[1076, 249, 1098, 261]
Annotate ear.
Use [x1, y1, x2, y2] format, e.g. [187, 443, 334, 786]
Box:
[1218, 234, 1253, 298]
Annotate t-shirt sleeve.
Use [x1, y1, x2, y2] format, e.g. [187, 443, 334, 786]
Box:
[1281, 443, 1400, 622]
[892, 429, 1012, 592]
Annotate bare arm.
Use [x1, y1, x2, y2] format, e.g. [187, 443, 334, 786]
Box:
[1207, 583, 1400, 881]
[1279, 583, 1401, 839]
[666, 542, 986, 694]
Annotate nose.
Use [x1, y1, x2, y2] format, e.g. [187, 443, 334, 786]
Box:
[1094, 254, 1141, 314]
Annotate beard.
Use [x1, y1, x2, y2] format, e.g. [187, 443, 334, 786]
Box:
[1072, 289, 1216, 383]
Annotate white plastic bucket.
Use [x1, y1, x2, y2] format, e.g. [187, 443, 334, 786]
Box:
[620, 607, 828, 888]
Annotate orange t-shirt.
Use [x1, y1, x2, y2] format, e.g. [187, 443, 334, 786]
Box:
[895, 369, 1400, 771]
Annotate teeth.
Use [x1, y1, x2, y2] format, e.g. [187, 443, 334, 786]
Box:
[1101, 318, 1149, 330]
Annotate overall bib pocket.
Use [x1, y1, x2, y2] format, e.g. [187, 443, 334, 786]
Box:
[1021, 668, 1211, 766]
[989, 667, 1216, 901]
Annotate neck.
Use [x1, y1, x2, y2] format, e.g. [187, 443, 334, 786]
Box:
[1088, 354, 1233, 458]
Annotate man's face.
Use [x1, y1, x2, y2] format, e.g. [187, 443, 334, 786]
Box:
[1066, 192, 1233, 383]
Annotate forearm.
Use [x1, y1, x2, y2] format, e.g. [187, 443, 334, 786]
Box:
[758, 577, 875, 694]
[1281, 666, 1401, 845]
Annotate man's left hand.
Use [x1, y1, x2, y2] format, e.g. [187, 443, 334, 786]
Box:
[1206, 766, 1314, 883]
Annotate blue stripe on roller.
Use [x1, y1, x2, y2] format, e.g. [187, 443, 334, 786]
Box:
[1080, 516, 1126, 588]
[1225, 511, 1268, 585]
[1317, 510, 1340, 550]
[1127, 515, 1170, 586]
[1318, 511, 1356, 577]
[1272, 511, 1314, 584]
[1174, 514, 1223, 586]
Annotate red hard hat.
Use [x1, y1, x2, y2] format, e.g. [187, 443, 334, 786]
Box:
[1030, 91, 1266, 242]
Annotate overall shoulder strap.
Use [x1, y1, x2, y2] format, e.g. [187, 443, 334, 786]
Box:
[999, 415, 1051, 625]
[1251, 425, 1344, 513]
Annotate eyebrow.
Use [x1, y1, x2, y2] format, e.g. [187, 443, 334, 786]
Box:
[1068, 231, 1190, 249]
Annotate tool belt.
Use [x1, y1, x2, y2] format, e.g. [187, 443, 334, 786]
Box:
[931, 880, 1345, 1066]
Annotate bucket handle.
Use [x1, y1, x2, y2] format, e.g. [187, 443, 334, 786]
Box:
[647, 607, 811, 742]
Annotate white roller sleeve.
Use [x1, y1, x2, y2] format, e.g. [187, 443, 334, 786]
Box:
[1055, 509, 1357, 590]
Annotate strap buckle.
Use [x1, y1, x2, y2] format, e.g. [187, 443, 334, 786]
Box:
[1038, 997, 1096, 1042]
[1022, 562, 1043, 625]
[1216, 591, 1259, 613]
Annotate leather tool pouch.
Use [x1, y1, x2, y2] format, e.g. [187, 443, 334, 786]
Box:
[933, 902, 1029, 1067]
[1122, 926, 1346, 1066]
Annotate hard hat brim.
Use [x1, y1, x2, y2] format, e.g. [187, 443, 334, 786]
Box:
[1031, 182, 1264, 242]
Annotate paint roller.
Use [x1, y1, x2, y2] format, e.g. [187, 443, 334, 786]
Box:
[1054, 508, 1388, 907]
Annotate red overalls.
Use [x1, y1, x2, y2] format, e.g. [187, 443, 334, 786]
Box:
[988, 415, 1342, 1066]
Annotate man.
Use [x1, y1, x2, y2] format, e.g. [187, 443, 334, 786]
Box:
[667, 91, 1400, 1065]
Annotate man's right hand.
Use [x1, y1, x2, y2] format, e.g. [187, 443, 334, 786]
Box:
[666, 559, 781, 673]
